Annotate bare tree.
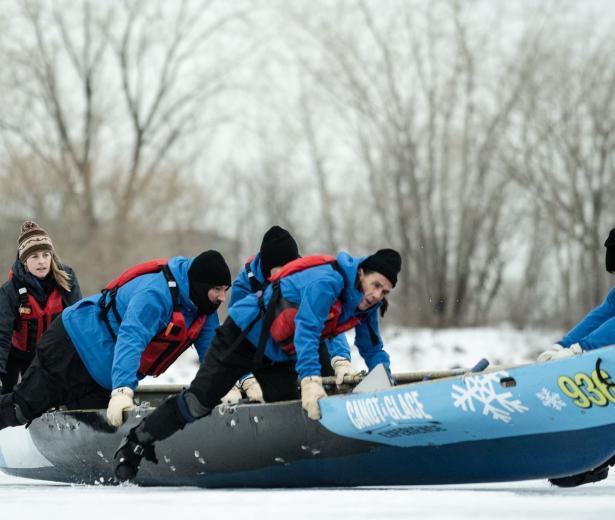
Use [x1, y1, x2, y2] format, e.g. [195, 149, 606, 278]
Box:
[276, 0, 541, 326]
[505, 14, 615, 324]
[0, 0, 250, 290]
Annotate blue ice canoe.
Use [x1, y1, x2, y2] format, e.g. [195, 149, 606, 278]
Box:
[1, 347, 615, 487]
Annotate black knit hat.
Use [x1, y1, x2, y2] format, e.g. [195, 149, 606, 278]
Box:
[605, 228, 615, 273]
[188, 250, 231, 314]
[188, 250, 231, 286]
[360, 249, 402, 287]
[259, 226, 299, 278]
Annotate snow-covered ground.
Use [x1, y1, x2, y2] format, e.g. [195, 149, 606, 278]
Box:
[1, 469, 614, 519]
[2, 326, 614, 519]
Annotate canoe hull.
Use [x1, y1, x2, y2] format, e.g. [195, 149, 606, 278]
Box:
[2, 347, 615, 487]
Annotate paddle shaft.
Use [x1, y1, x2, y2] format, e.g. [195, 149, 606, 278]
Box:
[136, 361, 495, 394]
[321, 368, 467, 387]
[322, 358, 492, 386]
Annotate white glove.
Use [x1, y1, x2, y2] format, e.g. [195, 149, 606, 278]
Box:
[221, 384, 242, 405]
[106, 387, 135, 427]
[537, 343, 583, 363]
[241, 376, 265, 403]
[301, 376, 327, 420]
[331, 356, 354, 387]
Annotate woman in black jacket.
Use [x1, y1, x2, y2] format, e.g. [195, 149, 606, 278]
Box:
[0, 221, 82, 393]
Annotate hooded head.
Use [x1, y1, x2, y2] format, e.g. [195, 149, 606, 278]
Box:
[359, 248, 402, 287]
[259, 225, 299, 278]
[188, 250, 231, 314]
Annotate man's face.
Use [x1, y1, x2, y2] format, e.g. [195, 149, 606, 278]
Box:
[207, 286, 228, 305]
[357, 269, 393, 311]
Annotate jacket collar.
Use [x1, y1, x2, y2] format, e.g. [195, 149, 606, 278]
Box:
[167, 256, 199, 315]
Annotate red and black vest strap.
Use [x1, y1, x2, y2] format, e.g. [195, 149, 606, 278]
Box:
[99, 264, 178, 342]
[13, 284, 36, 351]
[245, 260, 263, 293]
[252, 260, 344, 367]
[221, 289, 268, 363]
[223, 258, 346, 368]
[16, 285, 29, 308]
[253, 279, 283, 368]
[12, 282, 65, 352]
[13, 284, 30, 334]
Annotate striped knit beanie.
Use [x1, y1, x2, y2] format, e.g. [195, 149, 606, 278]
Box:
[17, 220, 54, 262]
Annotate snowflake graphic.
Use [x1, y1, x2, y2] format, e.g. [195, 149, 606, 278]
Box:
[451, 371, 529, 423]
[536, 387, 567, 411]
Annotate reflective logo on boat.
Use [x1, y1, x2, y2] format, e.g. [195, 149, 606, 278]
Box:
[345, 391, 432, 431]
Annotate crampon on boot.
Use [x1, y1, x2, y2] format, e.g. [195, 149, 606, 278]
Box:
[113, 427, 158, 482]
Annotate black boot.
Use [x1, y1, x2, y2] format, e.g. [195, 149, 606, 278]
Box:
[0, 394, 27, 430]
[113, 394, 193, 482]
[113, 424, 158, 482]
[549, 455, 615, 487]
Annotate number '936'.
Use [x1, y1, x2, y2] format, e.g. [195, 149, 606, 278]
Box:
[558, 370, 615, 408]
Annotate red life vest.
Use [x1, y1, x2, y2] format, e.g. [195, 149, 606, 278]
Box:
[262, 255, 363, 356]
[99, 259, 207, 377]
[9, 272, 65, 353]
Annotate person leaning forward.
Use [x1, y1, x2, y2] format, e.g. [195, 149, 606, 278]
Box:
[538, 228, 615, 363]
[0, 250, 231, 431]
[221, 225, 301, 404]
[0, 221, 82, 394]
[537, 228, 615, 487]
[222, 226, 366, 404]
[112, 248, 402, 482]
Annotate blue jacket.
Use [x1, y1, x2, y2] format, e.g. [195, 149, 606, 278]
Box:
[228, 252, 390, 379]
[230, 252, 354, 368]
[62, 256, 219, 391]
[559, 285, 615, 351]
[229, 253, 267, 307]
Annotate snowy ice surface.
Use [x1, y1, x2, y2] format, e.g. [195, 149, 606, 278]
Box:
[2, 325, 615, 519]
[1, 470, 614, 519]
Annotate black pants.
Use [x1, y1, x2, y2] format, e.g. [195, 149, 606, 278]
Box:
[187, 321, 334, 409]
[0, 353, 32, 394]
[139, 318, 301, 442]
[188, 318, 300, 410]
[0, 316, 109, 428]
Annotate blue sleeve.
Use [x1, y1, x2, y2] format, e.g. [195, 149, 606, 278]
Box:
[194, 311, 220, 362]
[576, 316, 615, 351]
[111, 288, 171, 390]
[355, 310, 390, 372]
[294, 278, 341, 379]
[229, 267, 252, 307]
[560, 287, 615, 350]
[326, 333, 351, 361]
